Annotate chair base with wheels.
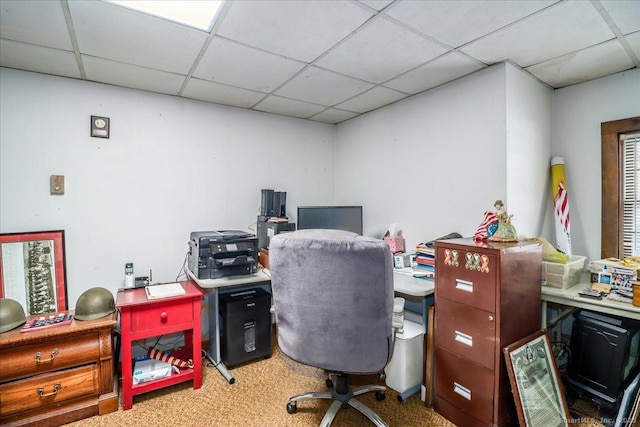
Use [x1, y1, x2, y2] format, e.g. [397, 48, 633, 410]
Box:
[286, 373, 388, 427]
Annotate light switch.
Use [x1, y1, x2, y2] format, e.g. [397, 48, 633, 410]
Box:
[50, 175, 65, 195]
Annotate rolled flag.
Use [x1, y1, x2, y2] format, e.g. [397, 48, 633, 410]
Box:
[551, 157, 571, 255]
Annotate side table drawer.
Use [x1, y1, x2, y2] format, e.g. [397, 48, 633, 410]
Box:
[0, 364, 99, 417]
[435, 347, 494, 425]
[435, 298, 496, 370]
[0, 334, 99, 383]
[129, 299, 194, 332]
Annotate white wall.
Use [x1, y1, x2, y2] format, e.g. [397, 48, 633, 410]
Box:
[335, 63, 552, 250]
[0, 68, 337, 306]
[551, 68, 640, 261]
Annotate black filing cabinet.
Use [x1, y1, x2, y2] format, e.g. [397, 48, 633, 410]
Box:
[219, 287, 272, 368]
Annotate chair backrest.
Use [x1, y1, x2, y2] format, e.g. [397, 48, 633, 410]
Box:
[269, 229, 394, 375]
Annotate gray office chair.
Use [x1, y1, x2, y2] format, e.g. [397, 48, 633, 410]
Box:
[269, 229, 403, 427]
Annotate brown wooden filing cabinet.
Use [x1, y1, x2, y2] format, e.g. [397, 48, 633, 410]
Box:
[433, 238, 541, 427]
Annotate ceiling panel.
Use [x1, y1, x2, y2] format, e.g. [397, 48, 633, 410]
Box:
[82, 56, 186, 95]
[215, 0, 374, 63]
[0, 0, 72, 50]
[460, 1, 615, 67]
[68, 0, 207, 75]
[384, 0, 556, 49]
[275, 66, 374, 106]
[193, 37, 306, 92]
[182, 77, 267, 108]
[0, 0, 637, 124]
[316, 16, 448, 84]
[384, 51, 484, 94]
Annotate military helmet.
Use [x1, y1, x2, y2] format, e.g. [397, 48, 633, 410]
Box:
[0, 298, 27, 333]
[74, 287, 115, 321]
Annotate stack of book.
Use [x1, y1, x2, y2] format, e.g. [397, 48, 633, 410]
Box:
[413, 244, 435, 282]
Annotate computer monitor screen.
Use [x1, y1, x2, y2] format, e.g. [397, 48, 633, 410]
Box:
[297, 206, 363, 235]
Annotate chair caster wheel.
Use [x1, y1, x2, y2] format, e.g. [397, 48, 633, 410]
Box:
[397, 395, 404, 402]
[375, 392, 386, 401]
[287, 402, 297, 414]
[326, 378, 333, 388]
[379, 372, 386, 381]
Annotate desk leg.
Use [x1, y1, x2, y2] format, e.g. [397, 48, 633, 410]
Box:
[206, 288, 235, 384]
[541, 301, 548, 330]
[120, 308, 133, 410]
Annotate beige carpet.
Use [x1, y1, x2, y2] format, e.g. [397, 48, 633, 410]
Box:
[67, 341, 606, 427]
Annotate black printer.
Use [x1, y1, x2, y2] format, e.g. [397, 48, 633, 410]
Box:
[188, 231, 258, 279]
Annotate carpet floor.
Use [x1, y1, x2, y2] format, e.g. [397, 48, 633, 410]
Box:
[66, 341, 607, 427]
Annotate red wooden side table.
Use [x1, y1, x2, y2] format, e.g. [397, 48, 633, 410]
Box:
[116, 280, 204, 410]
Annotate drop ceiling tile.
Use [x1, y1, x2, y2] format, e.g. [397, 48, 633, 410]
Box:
[82, 56, 186, 95]
[628, 32, 640, 59]
[461, 1, 615, 67]
[68, 0, 207, 75]
[0, 40, 81, 78]
[215, 0, 374, 62]
[358, 1, 394, 12]
[309, 108, 359, 124]
[0, 0, 72, 50]
[193, 37, 306, 92]
[253, 95, 328, 119]
[335, 86, 407, 114]
[276, 66, 374, 106]
[182, 78, 267, 108]
[384, 0, 555, 48]
[385, 51, 484, 94]
[526, 39, 635, 88]
[600, 0, 640, 35]
[316, 17, 448, 84]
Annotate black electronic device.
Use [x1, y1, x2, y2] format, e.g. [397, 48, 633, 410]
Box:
[219, 287, 272, 368]
[566, 310, 640, 413]
[257, 220, 296, 249]
[259, 189, 288, 219]
[297, 205, 363, 235]
[188, 230, 258, 279]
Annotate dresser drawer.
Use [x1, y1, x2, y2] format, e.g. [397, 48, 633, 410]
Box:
[435, 299, 496, 370]
[435, 347, 494, 425]
[129, 299, 194, 332]
[436, 247, 496, 312]
[0, 334, 99, 383]
[0, 364, 99, 417]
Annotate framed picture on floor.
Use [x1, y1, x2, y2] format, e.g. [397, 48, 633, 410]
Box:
[0, 230, 67, 315]
[503, 329, 571, 427]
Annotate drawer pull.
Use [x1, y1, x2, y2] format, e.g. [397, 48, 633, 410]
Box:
[453, 382, 472, 400]
[38, 383, 61, 397]
[454, 330, 473, 347]
[34, 349, 59, 363]
[455, 279, 473, 293]
[160, 312, 168, 321]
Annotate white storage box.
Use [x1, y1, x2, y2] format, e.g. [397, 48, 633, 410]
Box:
[385, 320, 424, 394]
[542, 255, 586, 289]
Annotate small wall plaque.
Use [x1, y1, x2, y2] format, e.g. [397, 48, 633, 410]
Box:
[91, 116, 110, 138]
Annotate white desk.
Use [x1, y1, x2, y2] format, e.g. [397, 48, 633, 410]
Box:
[541, 281, 640, 328]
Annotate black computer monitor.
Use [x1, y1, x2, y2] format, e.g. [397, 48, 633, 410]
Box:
[297, 206, 363, 235]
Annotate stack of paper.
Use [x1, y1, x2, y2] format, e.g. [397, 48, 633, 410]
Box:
[145, 282, 186, 300]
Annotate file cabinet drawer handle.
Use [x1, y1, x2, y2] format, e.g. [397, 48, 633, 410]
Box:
[455, 279, 473, 293]
[454, 330, 473, 347]
[453, 382, 472, 400]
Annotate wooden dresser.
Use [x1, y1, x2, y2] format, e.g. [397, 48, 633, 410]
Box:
[0, 312, 117, 426]
[433, 238, 541, 427]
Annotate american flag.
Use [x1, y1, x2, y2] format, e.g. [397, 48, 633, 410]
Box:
[554, 182, 570, 232]
[473, 211, 498, 242]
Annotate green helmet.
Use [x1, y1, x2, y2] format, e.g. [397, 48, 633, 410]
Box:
[74, 287, 115, 321]
[0, 298, 27, 333]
